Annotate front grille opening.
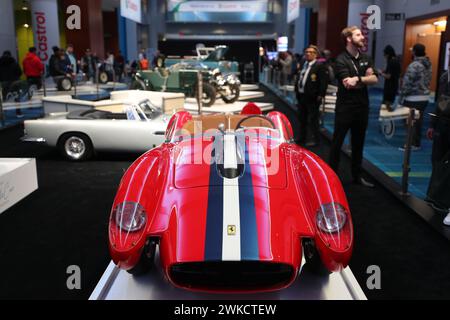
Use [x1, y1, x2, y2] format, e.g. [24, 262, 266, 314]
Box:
[169, 261, 294, 291]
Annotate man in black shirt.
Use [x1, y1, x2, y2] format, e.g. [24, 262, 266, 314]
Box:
[329, 26, 378, 187]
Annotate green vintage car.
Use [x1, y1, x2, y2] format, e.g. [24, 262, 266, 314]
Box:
[130, 64, 218, 107]
[165, 45, 239, 75]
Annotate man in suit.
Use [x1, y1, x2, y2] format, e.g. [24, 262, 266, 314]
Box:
[295, 45, 328, 146]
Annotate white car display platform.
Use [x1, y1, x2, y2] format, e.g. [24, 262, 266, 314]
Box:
[42, 90, 185, 115]
[238, 91, 265, 100]
[184, 99, 274, 114]
[35, 82, 127, 97]
[0, 158, 38, 214]
[240, 84, 259, 91]
[90, 258, 367, 300]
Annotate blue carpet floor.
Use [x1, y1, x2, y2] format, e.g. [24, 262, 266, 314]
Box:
[322, 88, 434, 200]
[261, 76, 434, 200]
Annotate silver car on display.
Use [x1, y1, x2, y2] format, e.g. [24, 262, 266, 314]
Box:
[22, 100, 169, 161]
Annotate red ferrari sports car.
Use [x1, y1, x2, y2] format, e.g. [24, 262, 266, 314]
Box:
[108, 105, 353, 293]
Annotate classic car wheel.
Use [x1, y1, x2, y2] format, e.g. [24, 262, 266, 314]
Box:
[28, 85, 37, 99]
[221, 84, 240, 104]
[98, 71, 109, 84]
[302, 239, 331, 275]
[58, 133, 93, 161]
[196, 83, 216, 107]
[127, 239, 157, 276]
[130, 79, 147, 90]
[5, 92, 16, 102]
[57, 77, 73, 91]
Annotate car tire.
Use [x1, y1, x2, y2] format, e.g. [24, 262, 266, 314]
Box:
[221, 84, 240, 104]
[57, 77, 73, 91]
[58, 133, 93, 161]
[98, 71, 109, 84]
[302, 238, 331, 275]
[197, 83, 216, 107]
[28, 85, 37, 100]
[127, 239, 157, 276]
[130, 79, 147, 90]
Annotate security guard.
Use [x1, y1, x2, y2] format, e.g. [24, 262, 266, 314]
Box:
[329, 26, 378, 187]
[295, 45, 328, 146]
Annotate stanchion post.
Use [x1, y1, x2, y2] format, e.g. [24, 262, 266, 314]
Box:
[96, 64, 100, 101]
[197, 71, 203, 115]
[0, 83, 5, 127]
[400, 108, 416, 196]
[42, 73, 47, 97]
[112, 68, 116, 91]
[74, 73, 77, 97]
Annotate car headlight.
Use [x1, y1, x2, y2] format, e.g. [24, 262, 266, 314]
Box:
[113, 202, 147, 232]
[316, 203, 347, 233]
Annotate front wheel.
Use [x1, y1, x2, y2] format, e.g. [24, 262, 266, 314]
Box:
[302, 239, 331, 275]
[98, 71, 109, 84]
[57, 77, 73, 91]
[127, 239, 157, 276]
[130, 79, 147, 90]
[196, 83, 216, 107]
[221, 84, 240, 104]
[58, 133, 93, 161]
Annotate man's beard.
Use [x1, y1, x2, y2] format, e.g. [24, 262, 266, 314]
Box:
[352, 38, 365, 49]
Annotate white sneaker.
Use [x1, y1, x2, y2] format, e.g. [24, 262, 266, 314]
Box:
[444, 211, 450, 226]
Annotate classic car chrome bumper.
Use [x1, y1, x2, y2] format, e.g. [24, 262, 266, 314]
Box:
[21, 136, 47, 143]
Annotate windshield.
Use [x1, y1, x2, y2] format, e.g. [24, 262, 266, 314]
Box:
[171, 114, 285, 143]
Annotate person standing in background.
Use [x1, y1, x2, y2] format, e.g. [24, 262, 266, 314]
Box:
[295, 45, 328, 146]
[22, 47, 44, 89]
[329, 26, 379, 188]
[426, 58, 450, 226]
[399, 43, 432, 151]
[0, 51, 22, 99]
[65, 44, 77, 74]
[378, 45, 401, 112]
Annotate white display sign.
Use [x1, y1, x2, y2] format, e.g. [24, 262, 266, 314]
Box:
[0, 159, 38, 215]
[168, 0, 268, 13]
[287, 0, 300, 23]
[277, 36, 288, 52]
[30, 0, 60, 65]
[121, 0, 142, 23]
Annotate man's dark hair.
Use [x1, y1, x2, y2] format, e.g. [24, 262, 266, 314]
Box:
[29, 47, 37, 53]
[383, 45, 396, 58]
[2, 50, 12, 57]
[52, 46, 60, 53]
[413, 43, 426, 57]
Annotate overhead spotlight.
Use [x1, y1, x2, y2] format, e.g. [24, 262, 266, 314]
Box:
[24, 24, 29, 28]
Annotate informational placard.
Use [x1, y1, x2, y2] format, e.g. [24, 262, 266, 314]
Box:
[287, 0, 300, 23]
[277, 36, 288, 52]
[385, 13, 405, 21]
[168, 0, 268, 13]
[30, 0, 60, 66]
[121, 0, 142, 23]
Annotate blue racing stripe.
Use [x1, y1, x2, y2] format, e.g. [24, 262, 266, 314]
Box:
[204, 139, 224, 261]
[239, 139, 259, 260]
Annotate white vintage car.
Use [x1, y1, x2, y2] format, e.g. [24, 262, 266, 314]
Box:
[22, 100, 169, 161]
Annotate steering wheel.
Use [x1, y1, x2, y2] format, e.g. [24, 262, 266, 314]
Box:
[234, 115, 276, 131]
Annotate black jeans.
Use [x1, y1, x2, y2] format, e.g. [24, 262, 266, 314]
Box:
[329, 107, 369, 180]
[403, 100, 428, 147]
[297, 94, 320, 144]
